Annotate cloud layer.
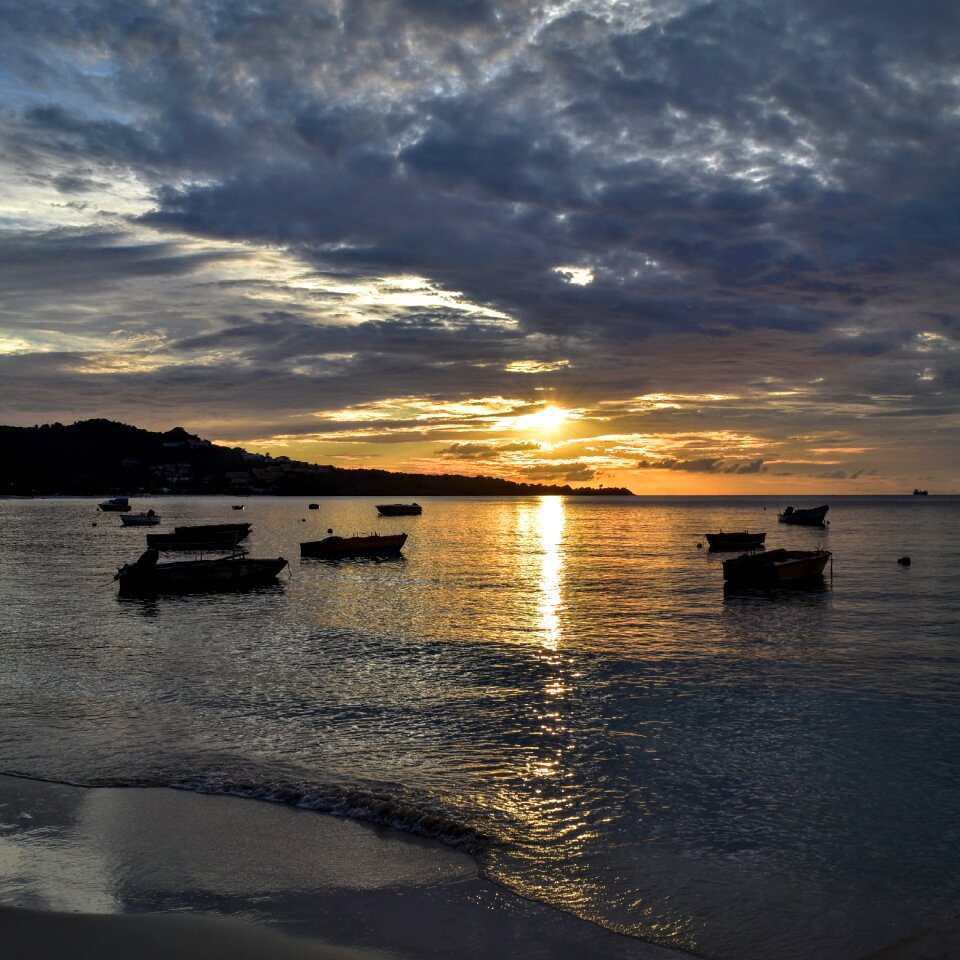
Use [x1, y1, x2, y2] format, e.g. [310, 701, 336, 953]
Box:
[1, 0, 958, 489]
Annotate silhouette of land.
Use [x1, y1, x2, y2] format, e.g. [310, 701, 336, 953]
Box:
[0, 420, 633, 497]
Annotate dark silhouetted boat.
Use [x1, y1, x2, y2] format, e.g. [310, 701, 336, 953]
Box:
[98, 497, 131, 512]
[147, 522, 252, 551]
[308, 503, 320, 510]
[376, 503, 422, 516]
[116, 548, 287, 596]
[232, 504, 245, 510]
[778, 504, 829, 526]
[120, 509, 160, 526]
[723, 548, 831, 586]
[704, 530, 766, 551]
[913, 488, 928, 496]
[301, 532, 407, 558]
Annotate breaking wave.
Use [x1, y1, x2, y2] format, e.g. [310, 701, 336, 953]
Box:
[170, 774, 491, 855]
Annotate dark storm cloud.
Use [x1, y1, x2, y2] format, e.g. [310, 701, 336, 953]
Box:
[1, 0, 959, 485]
[637, 457, 768, 475]
[520, 461, 596, 482]
[0, 229, 245, 313]
[439, 440, 542, 459]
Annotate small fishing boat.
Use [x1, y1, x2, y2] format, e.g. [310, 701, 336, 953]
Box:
[98, 497, 131, 512]
[147, 522, 252, 551]
[778, 504, 829, 526]
[704, 531, 766, 551]
[120, 509, 160, 526]
[376, 503, 422, 516]
[913, 488, 928, 496]
[116, 548, 287, 596]
[232, 504, 245, 510]
[300, 532, 407, 558]
[723, 548, 831, 586]
[308, 503, 320, 510]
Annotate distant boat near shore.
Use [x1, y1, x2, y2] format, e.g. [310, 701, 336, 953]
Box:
[778, 504, 829, 526]
[913, 488, 929, 496]
[120, 509, 160, 526]
[98, 497, 131, 512]
[301, 532, 407, 558]
[376, 503, 422, 516]
[147, 522, 252, 551]
[705, 531, 766, 551]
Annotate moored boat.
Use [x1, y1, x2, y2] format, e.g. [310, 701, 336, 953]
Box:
[98, 497, 131, 512]
[232, 504, 245, 510]
[913, 488, 928, 496]
[120, 509, 160, 526]
[778, 504, 829, 526]
[116, 548, 287, 596]
[704, 530, 766, 551]
[147, 522, 252, 551]
[723, 548, 831, 586]
[301, 532, 407, 558]
[376, 503, 422, 516]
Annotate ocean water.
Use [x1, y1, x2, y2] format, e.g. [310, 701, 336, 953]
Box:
[0, 495, 957, 959]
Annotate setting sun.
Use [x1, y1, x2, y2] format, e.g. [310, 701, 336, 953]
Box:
[515, 405, 569, 434]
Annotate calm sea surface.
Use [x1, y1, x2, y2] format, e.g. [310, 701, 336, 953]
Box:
[1, 495, 958, 959]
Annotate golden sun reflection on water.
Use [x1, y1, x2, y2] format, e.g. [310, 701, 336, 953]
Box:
[536, 495, 564, 653]
[486, 496, 619, 926]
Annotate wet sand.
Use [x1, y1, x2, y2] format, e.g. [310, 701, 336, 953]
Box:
[0, 773, 680, 959]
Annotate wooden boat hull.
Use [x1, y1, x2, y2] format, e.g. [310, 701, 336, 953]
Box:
[301, 533, 407, 558]
[705, 531, 766, 551]
[376, 503, 422, 516]
[120, 513, 160, 526]
[116, 551, 287, 596]
[99, 500, 131, 512]
[147, 522, 252, 551]
[778, 505, 829, 526]
[723, 549, 831, 586]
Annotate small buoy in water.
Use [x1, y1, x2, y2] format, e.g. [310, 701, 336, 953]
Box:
[300, 518, 306, 522]
[327, 528, 333, 535]
[92, 522, 97, 527]
[696, 542, 703, 549]
[897, 556, 911, 565]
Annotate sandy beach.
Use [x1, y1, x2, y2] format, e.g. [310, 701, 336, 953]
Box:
[0, 773, 680, 960]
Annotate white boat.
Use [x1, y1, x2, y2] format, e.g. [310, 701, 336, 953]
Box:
[120, 509, 161, 526]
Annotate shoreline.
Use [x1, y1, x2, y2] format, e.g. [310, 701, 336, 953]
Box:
[1, 774, 957, 960]
[0, 773, 682, 960]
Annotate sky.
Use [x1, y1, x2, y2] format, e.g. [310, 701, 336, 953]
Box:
[1, 0, 958, 493]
